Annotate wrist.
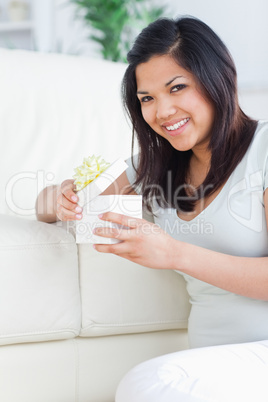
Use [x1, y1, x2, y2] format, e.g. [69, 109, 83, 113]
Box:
[170, 240, 191, 273]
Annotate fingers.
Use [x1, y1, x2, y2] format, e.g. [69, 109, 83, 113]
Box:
[93, 217, 165, 266]
[61, 179, 77, 202]
[56, 179, 83, 221]
[56, 204, 82, 221]
[93, 241, 130, 256]
[93, 214, 141, 251]
[93, 225, 131, 241]
[95, 213, 159, 241]
[57, 192, 81, 213]
[99, 212, 143, 229]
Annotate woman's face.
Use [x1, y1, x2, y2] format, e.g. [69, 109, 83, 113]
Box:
[136, 54, 215, 154]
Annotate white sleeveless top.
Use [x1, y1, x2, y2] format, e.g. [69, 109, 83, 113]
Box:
[126, 120, 268, 348]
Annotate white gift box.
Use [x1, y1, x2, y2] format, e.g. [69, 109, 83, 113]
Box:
[75, 158, 142, 244]
[76, 194, 142, 244]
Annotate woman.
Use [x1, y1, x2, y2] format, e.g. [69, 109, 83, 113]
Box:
[37, 16, 268, 401]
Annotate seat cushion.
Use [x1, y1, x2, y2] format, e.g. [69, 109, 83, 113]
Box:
[78, 244, 190, 337]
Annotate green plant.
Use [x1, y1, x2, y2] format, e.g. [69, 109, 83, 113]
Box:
[71, 0, 168, 62]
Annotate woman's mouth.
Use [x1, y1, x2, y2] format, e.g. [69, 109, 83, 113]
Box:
[163, 117, 190, 136]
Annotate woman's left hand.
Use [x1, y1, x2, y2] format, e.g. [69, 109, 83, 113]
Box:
[93, 212, 179, 270]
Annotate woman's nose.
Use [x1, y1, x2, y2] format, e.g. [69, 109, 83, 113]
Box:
[156, 98, 177, 120]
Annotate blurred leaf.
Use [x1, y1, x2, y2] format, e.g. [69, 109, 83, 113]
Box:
[70, 0, 170, 62]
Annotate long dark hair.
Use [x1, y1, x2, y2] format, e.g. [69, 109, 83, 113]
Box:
[122, 16, 257, 212]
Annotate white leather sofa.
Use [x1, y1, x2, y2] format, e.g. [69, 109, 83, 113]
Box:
[0, 49, 190, 402]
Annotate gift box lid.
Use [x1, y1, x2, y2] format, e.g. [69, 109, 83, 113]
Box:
[77, 158, 128, 207]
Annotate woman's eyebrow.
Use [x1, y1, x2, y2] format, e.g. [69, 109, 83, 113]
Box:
[137, 75, 184, 94]
[137, 90, 149, 95]
[165, 75, 183, 86]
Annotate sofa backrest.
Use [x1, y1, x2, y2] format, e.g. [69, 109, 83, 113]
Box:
[0, 48, 132, 219]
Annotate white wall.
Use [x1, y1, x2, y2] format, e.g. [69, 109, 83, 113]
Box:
[52, 0, 98, 56]
[165, 0, 268, 89]
[32, 0, 54, 52]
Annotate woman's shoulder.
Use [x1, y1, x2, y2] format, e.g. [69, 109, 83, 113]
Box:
[245, 120, 268, 159]
[230, 120, 268, 183]
[243, 120, 268, 189]
[253, 120, 268, 140]
[252, 120, 268, 157]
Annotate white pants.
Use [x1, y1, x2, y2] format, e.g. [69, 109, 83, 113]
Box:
[116, 340, 268, 402]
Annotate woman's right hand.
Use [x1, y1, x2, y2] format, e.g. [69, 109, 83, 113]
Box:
[56, 179, 83, 221]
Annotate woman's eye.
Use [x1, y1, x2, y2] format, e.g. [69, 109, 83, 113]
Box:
[171, 84, 186, 93]
[140, 96, 153, 103]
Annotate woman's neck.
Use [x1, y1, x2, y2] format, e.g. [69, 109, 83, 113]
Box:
[188, 148, 211, 188]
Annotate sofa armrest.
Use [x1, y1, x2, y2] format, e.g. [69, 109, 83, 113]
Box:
[0, 215, 81, 346]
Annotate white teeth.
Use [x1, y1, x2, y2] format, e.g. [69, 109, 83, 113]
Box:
[166, 118, 189, 131]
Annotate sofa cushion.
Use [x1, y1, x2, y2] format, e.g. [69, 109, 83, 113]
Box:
[78, 244, 190, 337]
[0, 215, 81, 346]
